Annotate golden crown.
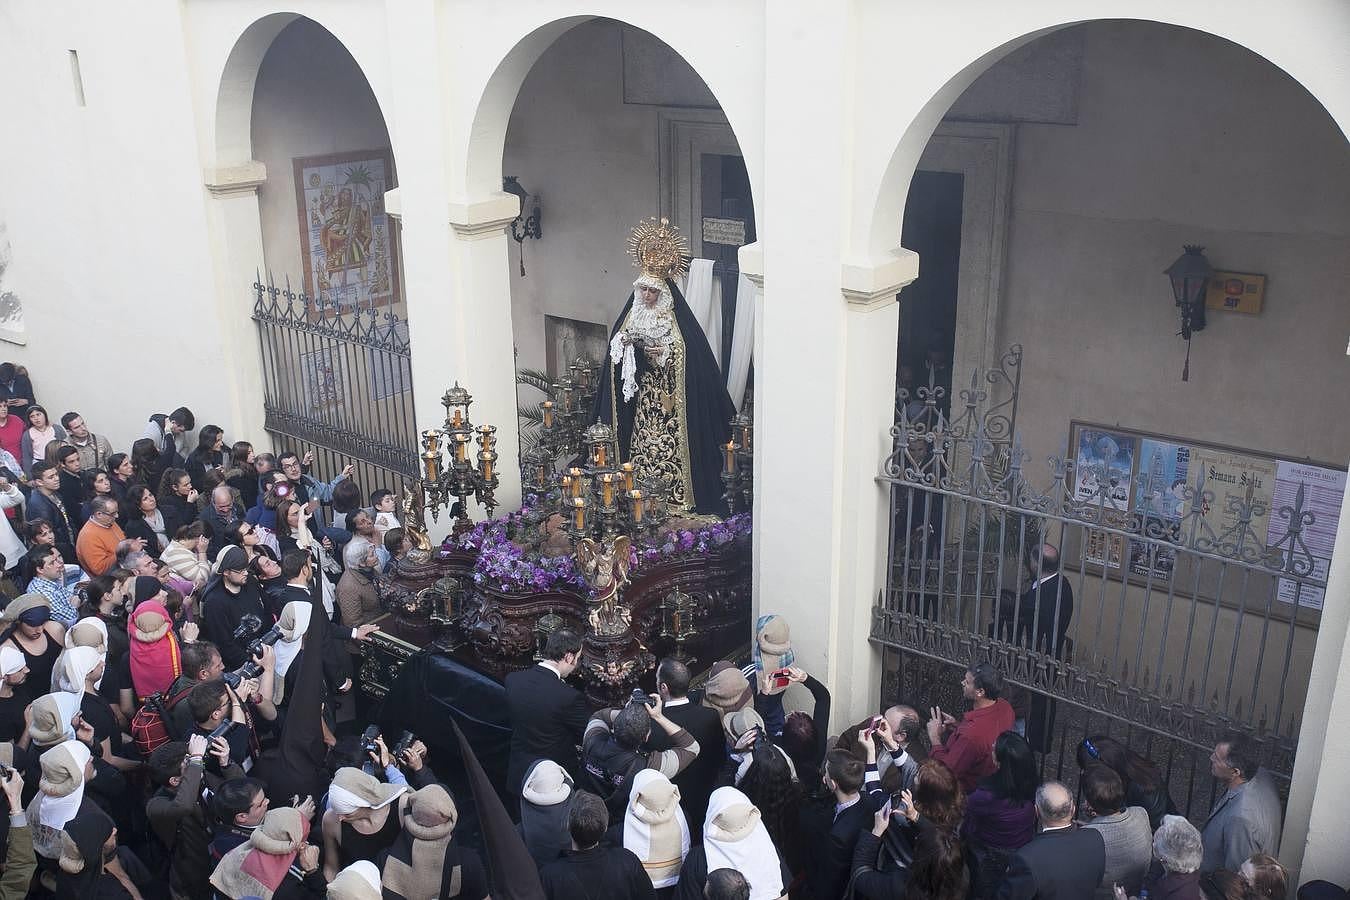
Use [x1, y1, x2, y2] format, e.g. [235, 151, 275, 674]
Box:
[628, 216, 689, 282]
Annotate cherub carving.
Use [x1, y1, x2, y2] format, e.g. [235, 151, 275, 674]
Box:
[577, 536, 632, 636]
[401, 484, 434, 562]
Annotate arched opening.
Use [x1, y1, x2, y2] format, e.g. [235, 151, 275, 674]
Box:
[872, 19, 1350, 820]
[493, 18, 758, 413]
[214, 14, 415, 500]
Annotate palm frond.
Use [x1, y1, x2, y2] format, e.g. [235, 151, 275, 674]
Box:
[516, 367, 556, 397]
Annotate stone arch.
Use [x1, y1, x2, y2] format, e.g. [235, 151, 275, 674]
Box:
[862, 16, 1350, 259]
[462, 15, 760, 237]
[212, 11, 397, 168]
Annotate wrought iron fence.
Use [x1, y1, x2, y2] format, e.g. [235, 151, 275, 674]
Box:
[251, 274, 419, 498]
[871, 345, 1320, 817]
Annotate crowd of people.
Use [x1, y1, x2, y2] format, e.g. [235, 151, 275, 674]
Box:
[502, 614, 1308, 900]
[0, 364, 1324, 900]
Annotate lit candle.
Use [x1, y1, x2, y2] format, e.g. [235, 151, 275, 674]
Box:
[541, 401, 554, 429]
[620, 462, 636, 492]
[570, 468, 584, 498]
[454, 435, 468, 462]
[572, 497, 586, 531]
[480, 452, 495, 481]
[596, 445, 608, 467]
[561, 472, 573, 495]
[630, 490, 643, 522]
[422, 450, 440, 481]
[562, 387, 574, 413]
[452, 408, 462, 428]
[723, 441, 738, 474]
[601, 473, 615, 507]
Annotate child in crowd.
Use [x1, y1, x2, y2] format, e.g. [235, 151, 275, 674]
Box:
[371, 488, 400, 537]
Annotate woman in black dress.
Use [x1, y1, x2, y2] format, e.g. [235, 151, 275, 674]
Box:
[0, 644, 31, 742]
[0, 595, 65, 705]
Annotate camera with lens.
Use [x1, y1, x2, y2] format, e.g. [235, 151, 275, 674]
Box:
[232, 613, 263, 643]
[629, 688, 656, 708]
[361, 725, 381, 756]
[392, 730, 416, 758]
[248, 626, 283, 659]
[222, 658, 263, 690]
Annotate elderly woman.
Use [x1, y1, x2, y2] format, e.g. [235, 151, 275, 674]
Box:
[1116, 814, 1206, 900]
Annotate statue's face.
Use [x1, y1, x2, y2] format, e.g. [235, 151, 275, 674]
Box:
[638, 285, 662, 307]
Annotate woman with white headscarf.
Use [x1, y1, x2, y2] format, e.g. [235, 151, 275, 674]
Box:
[674, 786, 788, 900]
[55, 645, 139, 773]
[0, 643, 30, 742]
[272, 600, 310, 706]
[622, 769, 690, 896]
[320, 766, 410, 881]
[25, 739, 92, 860]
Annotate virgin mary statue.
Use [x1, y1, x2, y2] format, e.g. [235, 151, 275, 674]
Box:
[592, 218, 735, 516]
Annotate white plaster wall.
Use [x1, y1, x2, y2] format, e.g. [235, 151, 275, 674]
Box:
[251, 17, 396, 292]
[504, 20, 730, 375]
[0, 2, 232, 451]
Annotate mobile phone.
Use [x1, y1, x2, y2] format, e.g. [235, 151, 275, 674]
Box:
[771, 668, 792, 689]
[880, 797, 892, 819]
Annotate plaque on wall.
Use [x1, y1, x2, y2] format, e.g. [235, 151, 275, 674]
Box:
[701, 217, 746, 247]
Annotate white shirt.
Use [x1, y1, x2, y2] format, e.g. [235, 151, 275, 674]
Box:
[663, 697, 690, 708]
[538, 660, 563, 679]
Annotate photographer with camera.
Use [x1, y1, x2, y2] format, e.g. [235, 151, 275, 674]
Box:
[185, 678, 260, 780]
[579, 690, 701, 820]
[146, 733, 244, 899]
[347, 727, 437, 791]
[202, 547, 268, 670]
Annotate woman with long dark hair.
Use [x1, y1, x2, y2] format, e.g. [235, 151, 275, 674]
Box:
[123, 484, 170, 553]
[851, 760, 971, 900]
[965, 731, 1039, 897]
[80, 469, 116, 523]
[156, 467, 199, 535]
[20, 404, 65, 476]
[226, 440, 259, 509]
[736, 741, 803, 873]
[106, 452, 133, 504]
[129, 437, 164, 489]
[186, 424, 226, 490]
[1077, 735, 1177, 830]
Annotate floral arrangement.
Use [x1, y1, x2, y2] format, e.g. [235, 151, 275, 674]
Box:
[442, 494, 751, 594]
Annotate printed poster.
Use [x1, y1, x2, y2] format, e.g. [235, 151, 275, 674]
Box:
[1074, 427, 1137, 511]
[1129, 440, 1192, 579]
[1187, 448, 1276, 552]
[1265, 461, 1346, 610]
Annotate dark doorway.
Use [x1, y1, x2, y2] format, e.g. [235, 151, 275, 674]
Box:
[898, 171, 963, 412]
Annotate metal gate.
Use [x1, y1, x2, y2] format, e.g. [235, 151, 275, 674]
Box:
[251, 275, 419, 496]
[871, 346, 1320, 817]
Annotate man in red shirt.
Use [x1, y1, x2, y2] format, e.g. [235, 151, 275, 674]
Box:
[927, 662, 1015, 792]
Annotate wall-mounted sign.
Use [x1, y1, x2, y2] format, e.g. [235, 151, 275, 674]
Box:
[701, 217, 747, 247]
[1205, 270, 1266, 315]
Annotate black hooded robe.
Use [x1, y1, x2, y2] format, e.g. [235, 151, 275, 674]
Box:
[592, 280, 735, 517]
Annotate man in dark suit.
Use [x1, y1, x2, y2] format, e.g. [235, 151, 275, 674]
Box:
[506, 627, 591, 796]
[799, 749, 876, 900]
[997, 780, 1105, 899]
[645, 657, 722, 839]
[1017, 543, 1073, 751]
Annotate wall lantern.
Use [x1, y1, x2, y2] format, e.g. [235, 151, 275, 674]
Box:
[1164, 245, 1212, 382]
[503, 176, 542, 276]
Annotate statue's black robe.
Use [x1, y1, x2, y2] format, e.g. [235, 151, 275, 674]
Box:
[592, 280, 735, 517]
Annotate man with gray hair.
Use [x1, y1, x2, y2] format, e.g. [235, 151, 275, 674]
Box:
[201, 484, 244, 558]
[1200, 732, 1282, 872]
[1149, 814, 1205, 894]
[122, 548, 159, 577]
[996, 780, 1105, 899]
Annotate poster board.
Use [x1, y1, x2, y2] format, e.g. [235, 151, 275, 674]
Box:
[1068, 421, 1343, 612]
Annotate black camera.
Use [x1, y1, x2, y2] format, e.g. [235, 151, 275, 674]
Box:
[629, 688, 656, 708]
[208, 719, 237, 743]
[221, 659, 263, 691]
[232, 613, 263, 644]
[392, 730, 416, 758]
[247, 626, 283, 658]
[361, 725, 380, 756]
